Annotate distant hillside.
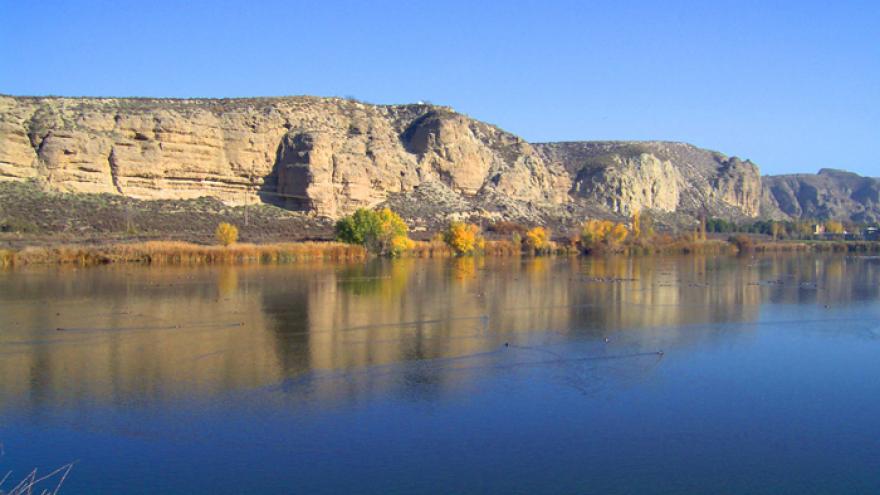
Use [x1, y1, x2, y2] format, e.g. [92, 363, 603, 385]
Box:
[762, 169, 880, 223]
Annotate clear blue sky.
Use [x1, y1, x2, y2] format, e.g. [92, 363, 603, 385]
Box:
[2, 0, 878, 176]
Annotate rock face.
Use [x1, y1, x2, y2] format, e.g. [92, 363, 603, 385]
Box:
[762, 169, 880, 223]
[534, 141, 762, 218]
[0, 96, 570, 219]
[0, 95, 769, 223]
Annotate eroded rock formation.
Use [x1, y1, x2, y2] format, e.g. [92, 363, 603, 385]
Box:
[0, 94, 816, 224]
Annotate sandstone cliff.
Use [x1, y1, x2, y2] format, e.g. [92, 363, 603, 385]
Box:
[534, 141, 762, 219]
[0, 95, 767, 225]
[0, 96, 573, 219]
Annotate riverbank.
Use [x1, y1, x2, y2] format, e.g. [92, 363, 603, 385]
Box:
[3, 237, 879, 268]
[0, 239, 527, 267]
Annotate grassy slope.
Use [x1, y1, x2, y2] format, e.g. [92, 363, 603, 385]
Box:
[0, 181, 334, 247]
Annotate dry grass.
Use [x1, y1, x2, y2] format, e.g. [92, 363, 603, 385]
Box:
[752, 241, 880, 253]
[5, 237, 875, 269]
[0, 248, 13, 268]
[393, 239, 522, 258]
[586, 238, 736, 256]
[1, 462, 74, 495]
[4, 241, 367, 267]
[484, 240, 522, 256]
[402, 240, 453, 257]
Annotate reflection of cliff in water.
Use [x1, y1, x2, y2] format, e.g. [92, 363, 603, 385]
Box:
[2, 255, 877, 411]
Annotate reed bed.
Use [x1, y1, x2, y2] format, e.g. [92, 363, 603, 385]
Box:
[4, 241, 368, 267]
[484, 240, 522, 257]
[751, 241, 880, 254]
[3, 238, 878, 268]
[403, 240, 453, 258]
[0, 248, 13, 268]
[588, 239, 736, 256]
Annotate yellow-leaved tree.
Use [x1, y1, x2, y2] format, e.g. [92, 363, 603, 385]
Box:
[215, 222, 239, 246]
[631, 209, 642, 240]
[525, 226, 552, 254]
[443, 221, 485, 256]
[825, 220, 845, 234]
[609, 223, 629, 246]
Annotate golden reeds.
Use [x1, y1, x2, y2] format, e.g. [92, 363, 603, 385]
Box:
[3, 241, 367, 267]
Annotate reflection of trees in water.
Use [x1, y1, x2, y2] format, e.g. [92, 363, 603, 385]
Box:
[7, 255, 880, 409]
[758, 255, 880, 305]
[260, 279, 313, 377]
[557, 256, 765, 352]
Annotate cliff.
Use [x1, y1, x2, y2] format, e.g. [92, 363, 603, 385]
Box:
[0, 94, 812, 226]
[761, 169, 880, 223]
[534, 141, 762, 218]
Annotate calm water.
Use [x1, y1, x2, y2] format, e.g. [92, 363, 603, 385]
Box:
[2, 255, 880, 494]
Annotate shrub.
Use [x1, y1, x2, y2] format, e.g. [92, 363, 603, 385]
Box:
[389, 235, 415, 257]
[0, 217, 39, 233]
[511, 232, 522, 250]
[335, 208, 411, 255]
[443, 221, 485, 256]
[487, 221, 527, 236]
[525, 226, 552, 253]
[581, 219, 614, 246]
[825, 220, 845, 234]
[728, 234, 754, 252]
[215, 222, 239, 246]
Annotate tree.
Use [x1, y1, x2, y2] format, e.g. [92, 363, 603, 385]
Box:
[335, 208, 412, 255]
[215, 222, 239, 246]
[825, 220, 845, 234]
[771, 221, 783, 240]
[581, 220, 614, 246]
[609, 223, 629, 245]
[443, 221, 485, 256]
[631, 209, 642, 239]
[525, 226, 552, 253]
[640, 212, 656, 238]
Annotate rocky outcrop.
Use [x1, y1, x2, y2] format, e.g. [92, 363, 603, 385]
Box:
[0, 95, 769, 223]
[0, 96, 570, 218]
[762, 169, 880, 223]
[534, 141, 762, 219]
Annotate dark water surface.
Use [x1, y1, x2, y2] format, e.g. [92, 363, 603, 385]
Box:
[2, 255, 880, 494]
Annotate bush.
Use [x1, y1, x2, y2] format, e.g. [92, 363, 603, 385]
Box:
[728, 234, 754, 252]
[487, 221, 527, 236]
[825, 220, 845, 234]
[581, 219, 633, 251]
[0, 217, 39, 233]
[525, 226, 552, 253]
[335, 208, 411, 255]
[389, 235, 415, 257]
[215, 222, 239, 246]
[443, 221, 485, 256]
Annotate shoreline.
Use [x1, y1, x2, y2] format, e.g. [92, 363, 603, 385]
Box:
[2, 238, 879, 269]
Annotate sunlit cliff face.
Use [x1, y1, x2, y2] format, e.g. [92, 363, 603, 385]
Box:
[2, 255, 878, 410]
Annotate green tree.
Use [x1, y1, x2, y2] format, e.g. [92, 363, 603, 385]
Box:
[335, 208, 411, 255]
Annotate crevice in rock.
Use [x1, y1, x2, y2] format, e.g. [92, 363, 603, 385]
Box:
[107, 148, 124, 194]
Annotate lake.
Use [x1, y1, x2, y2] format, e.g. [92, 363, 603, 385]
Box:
[2, 255, 880, 494]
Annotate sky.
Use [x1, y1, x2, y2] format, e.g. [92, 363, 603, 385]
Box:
[1, 0, 878, 176]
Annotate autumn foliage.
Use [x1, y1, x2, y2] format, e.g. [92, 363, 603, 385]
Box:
[215, 222, 239, 246]
[335, 208, 412, 256]
[525, 226, 552, 253]
[443, 221, 485, 256]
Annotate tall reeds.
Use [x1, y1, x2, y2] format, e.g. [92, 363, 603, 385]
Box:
[3, 241, 367, 267]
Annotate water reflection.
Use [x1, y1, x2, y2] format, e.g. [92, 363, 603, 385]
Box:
[1, 254, 879, 411]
